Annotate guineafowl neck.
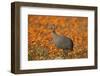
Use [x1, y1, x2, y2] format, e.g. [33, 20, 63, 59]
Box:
[51, 31, 59, 39]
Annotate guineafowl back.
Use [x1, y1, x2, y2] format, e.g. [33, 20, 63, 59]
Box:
[52, 31, 73, 50]
[55, 35, 73, 50]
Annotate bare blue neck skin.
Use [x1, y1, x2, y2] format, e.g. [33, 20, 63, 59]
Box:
[51, 30, 59, 39]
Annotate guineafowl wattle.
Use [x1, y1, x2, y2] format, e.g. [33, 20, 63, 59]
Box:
[50, 25, 73, 58]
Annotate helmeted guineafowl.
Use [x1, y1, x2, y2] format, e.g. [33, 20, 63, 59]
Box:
[50, 25, 73, 58]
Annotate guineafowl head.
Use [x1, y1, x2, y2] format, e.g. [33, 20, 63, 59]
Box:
[48, 24, 56, 33]
[48, 24, 59, 42]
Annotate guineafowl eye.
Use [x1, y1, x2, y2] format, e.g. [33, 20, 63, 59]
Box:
[48, 24, 56, 31]
[49, 24, 73, 58]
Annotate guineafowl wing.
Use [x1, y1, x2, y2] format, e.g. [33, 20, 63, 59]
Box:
[55, 36, 73, 50]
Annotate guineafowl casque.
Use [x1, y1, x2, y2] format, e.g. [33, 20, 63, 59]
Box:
[49, 25, 73, 58]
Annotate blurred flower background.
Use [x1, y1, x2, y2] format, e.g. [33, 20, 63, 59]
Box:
[28, 15, 88, 60]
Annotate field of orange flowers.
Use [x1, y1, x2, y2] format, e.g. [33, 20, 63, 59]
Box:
[28, 15, 88, 60]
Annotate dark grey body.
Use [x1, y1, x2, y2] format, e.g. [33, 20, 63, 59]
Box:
[52, 31, 73, 51]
